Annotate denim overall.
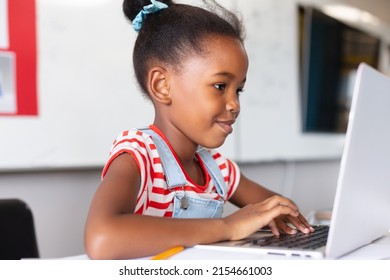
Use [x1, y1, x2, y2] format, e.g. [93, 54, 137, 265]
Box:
[140, 128, 227, 219]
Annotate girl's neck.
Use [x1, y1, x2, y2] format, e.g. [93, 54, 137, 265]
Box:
[152, 121, 198, 168]
[152, 121, 206, 186]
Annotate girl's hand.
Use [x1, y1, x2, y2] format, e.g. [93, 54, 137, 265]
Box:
[223, 195, 303, 240]
[273, 212, 314, 235]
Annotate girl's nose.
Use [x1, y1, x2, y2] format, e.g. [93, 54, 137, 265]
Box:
[226, 95, 240, 117]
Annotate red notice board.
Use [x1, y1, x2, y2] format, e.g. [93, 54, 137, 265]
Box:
[0, 0, 37, 116]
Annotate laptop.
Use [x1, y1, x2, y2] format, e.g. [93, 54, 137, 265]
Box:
[198, 63, 390, 259]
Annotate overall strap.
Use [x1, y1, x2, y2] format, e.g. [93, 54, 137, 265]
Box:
[196, 147, 227, 198]
[139, 128, 186, 189]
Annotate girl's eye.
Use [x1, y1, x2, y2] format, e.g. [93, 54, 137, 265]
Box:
[214, 84, 226, 91]
[236, 88, 244, 95]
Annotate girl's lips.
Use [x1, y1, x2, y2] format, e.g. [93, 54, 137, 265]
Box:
[217, 120, 235, 134]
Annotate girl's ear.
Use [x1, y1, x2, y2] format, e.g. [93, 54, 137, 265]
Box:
[147, 66, 171, 105]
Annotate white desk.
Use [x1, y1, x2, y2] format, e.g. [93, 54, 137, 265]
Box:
[64, 233, 390, 260]
[167, 234, 390, 260]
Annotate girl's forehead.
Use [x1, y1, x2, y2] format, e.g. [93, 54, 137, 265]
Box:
[186, 36, 247, 63]
[202, 34, 245, 52]
[176, 37, 248, 78]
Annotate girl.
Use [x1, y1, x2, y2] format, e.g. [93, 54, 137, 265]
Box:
[84, 0, 313, 260]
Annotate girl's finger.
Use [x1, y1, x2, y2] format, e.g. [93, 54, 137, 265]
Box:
[262, 195, 298, 212]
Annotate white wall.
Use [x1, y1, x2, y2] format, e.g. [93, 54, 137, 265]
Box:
[224, 159, 340, 217]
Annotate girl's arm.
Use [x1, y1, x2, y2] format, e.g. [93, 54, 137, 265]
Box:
[229, 173, 314, 235]
[84, 153, 300, 260]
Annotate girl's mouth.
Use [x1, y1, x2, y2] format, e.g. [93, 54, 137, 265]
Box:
[216, 120, 235, 135]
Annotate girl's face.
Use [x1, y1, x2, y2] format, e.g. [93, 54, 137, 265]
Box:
[166, 36, 249, 149]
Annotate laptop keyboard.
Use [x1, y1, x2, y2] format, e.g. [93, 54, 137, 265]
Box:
[249, 225, 329, 250]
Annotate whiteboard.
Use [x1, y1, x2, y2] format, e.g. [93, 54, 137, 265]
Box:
[235, 0, 345, 162]
[0, 0, 154, 170]
[235, 0, 390, 161]
[0, 0, 239, 170]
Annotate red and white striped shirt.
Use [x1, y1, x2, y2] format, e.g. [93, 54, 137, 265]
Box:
[102, 125, 241, 217]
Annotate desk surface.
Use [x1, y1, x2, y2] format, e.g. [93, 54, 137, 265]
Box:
[170, 234, 390, 260]
[63, 234, 390, 260]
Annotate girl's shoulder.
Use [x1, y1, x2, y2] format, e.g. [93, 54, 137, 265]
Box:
[113, 127, 152, 140]
[102, 128, 156, 179]
[107, 128, 157, 159]
[111, 128, 153, 147]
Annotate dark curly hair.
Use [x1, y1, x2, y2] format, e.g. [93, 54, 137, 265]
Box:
[123, 0, 245, 97]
